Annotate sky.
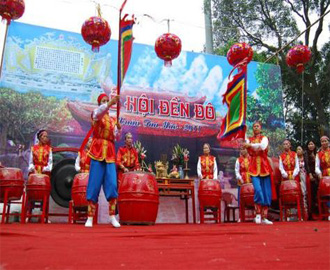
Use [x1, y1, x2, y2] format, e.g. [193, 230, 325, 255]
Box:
[0, 0, 329, 61]
[0, 0, 206, 52]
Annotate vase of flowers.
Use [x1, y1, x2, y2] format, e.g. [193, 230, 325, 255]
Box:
[171, 144, 189, 179]
[133, 140, 148, 172]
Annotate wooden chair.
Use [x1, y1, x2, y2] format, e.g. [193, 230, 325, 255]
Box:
[222, 192, 239, 222]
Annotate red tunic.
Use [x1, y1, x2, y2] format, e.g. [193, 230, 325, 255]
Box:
[31, 144, 52, 174]
[247, 135, 272, 177]
[280, 151, 297, 180]
[200, 155, 216, 179]
[116, 146, 140, 184]
[318, 148, 330, 176]
[79, 149, 91, 173]
[238, 156, 251, 185]
[88, 114, 116, 163]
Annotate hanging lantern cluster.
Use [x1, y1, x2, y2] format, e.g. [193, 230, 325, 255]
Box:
[0, 0, 25, 25]
[286, 45, 311, 73]
[155, 33, 182, 67]
[227, 42, 253, 67]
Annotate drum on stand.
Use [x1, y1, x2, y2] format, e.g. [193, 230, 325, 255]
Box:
[279, 180, 301, 205]
[118, 171, 159, 225]
[198, 179, 222, 208]
[26, 174, 51, 201]
[0, 167, 24, 202]
[240, 183, 255, 207]
[71, 173, 89, 208]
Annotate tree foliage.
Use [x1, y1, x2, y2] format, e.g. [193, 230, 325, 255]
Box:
[211, 0, 330, 146]
[0, 88, 71, 151]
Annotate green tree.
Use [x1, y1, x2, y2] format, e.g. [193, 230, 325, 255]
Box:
[211, 0, 330, 144]
[0, 88, 71, 152]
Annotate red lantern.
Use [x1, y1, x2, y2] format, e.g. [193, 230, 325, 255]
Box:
[81, 16, 111, 53]
[0, 0, 25, 25]
[155, 33, 182, 67]
[227, 43, 253, 66]
[286, 45, 311, 73]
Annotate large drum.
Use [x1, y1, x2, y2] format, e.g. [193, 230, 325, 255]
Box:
[0, 167, 24, 202]
[118, 172, 159, 225]
[280, 180, 301, 204]
[26, 174, 51, 201]
[240, 183, 255, 207]
[198, 179, 222, 208]
[318, 177, 330, 198]
[71, 173, 89, 208]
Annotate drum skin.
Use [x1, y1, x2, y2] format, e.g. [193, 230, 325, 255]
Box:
[198, 179, 222, 207]
[240, 183, 255, 207]
[26, 174, 51, 201]
[71, 173, 89, 208]
[118, 172, 159, 225]
[0, 167, 24, 202]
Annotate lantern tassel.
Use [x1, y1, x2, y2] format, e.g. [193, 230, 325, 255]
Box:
[296, 63, 305, 73]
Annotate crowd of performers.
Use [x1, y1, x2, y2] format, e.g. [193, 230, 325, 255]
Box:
[26, 93, 330, 227]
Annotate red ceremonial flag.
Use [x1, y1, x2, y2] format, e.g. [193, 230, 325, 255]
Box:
[217, 64, 247, 142]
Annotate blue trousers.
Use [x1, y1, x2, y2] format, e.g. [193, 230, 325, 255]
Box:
[237, 186, 241, 206]
[86, 159, 118, 203]
[252, 176, 272, 206]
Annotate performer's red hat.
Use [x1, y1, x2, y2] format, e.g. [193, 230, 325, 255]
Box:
[97, 93, 109, 105]
[320, 135, 329, 141]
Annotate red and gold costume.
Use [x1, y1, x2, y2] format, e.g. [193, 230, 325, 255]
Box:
[247, 134, 272, 177]
[88, 114, 117, 163]
[279, 151, 299, 181]
[116, 145, 140, 184]
[75, 149, 91, 173]
[316, 148, 330, 176]
[197, 155, 218, 179]
[29, 144, 52, 175]
[236, 155, 251, 185]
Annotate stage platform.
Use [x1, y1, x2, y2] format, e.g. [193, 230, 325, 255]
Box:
[0, 222, 329, 270]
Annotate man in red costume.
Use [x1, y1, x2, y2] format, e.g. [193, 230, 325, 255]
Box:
[279, 139, 299, 181]
[116, 132, 140, 185]
[315, 135, 330, 220]
[197, 143, 218, 180]
[235, 147, 251, 222]
[28, 130, 52, 176]
[75, 137, 92, 173]
[85, 93, 121, 228]
[243, 121, 274, 225]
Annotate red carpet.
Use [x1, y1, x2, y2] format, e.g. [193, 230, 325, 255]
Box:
[0, 222, 329, 270]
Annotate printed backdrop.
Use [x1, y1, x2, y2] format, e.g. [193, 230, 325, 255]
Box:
[0, 22, 286, 188]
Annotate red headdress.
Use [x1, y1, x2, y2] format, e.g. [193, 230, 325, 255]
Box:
[97, 93, 108, 105]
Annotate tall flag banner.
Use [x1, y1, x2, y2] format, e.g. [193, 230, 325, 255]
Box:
[118, 14, 134, 92]
[116, 0, 134, 121]
[217, 64, 247, 141]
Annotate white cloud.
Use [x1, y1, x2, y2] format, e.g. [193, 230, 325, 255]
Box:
[181, 54, 208, 95]
[199, 65, 223, 101]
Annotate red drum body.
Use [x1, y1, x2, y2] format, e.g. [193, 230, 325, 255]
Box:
[26, 174, 51, 201]
[280, 180, 301, 204]
[71, 173, 89, 208]
[240, 183, 255, 207]
[319, 177, 330, 198]
[0, 168, 24, 202]
[198, 179, 222, 207]
[118, 172, 159, 225]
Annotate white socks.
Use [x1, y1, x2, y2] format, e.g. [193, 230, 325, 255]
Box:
[255, 214, 261, 224]
[85, 217, 93, 227]
[109, 215, 121, 228]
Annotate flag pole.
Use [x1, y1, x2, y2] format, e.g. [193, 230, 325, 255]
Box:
[116, 0, 128, 123]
